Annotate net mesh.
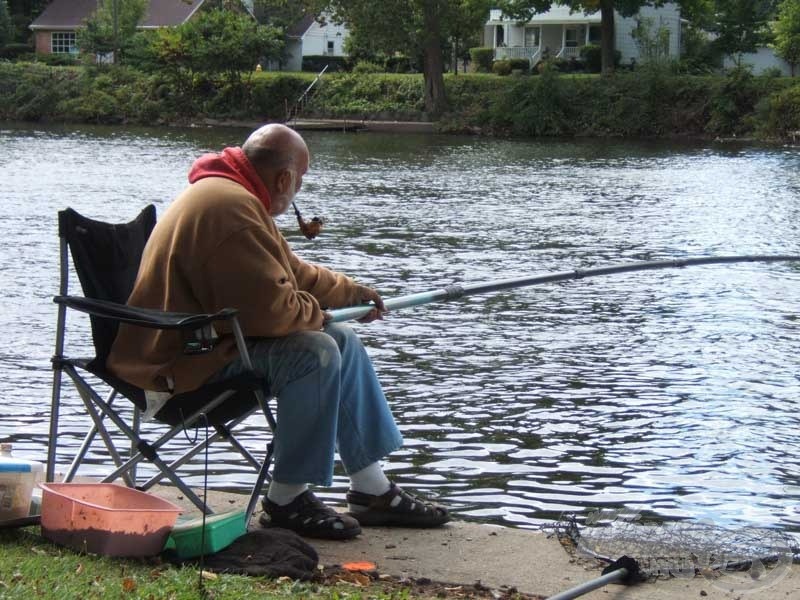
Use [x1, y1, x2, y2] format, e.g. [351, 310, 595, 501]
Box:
[556, 516, 798, 580]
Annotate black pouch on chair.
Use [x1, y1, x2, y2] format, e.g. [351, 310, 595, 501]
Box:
[199, 528, 319, 580]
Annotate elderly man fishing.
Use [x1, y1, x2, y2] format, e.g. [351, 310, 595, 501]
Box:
[108, 123, 449, 540]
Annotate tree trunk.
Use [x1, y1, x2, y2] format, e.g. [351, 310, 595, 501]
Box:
[600, 0, 615, 76]
[422, 0, 447, 116]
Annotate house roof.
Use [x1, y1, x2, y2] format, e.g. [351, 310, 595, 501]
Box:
[487, 6, 601, 26]
[30, 0, 98, 30]
[30, 0, 207, 31]
[140, 0, 206, 29]
[286, 14, 315, 38]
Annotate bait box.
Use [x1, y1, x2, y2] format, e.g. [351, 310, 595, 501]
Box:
[164, 509, 247, 559]
[40, 483, 181, 557]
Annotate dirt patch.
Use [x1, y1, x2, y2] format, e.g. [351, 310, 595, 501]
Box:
[316, 565, 545, 599]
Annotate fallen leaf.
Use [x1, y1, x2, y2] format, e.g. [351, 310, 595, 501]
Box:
[342, 561, 376, 572]
[201, 570, 218, 580]
[275, 576, 293, 584]
[75, 564, 84, 575]
[11, 573, 22, 583]
[122, 577, 137, 593]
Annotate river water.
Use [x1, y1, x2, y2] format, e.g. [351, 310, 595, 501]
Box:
[2, 122, 799, 539]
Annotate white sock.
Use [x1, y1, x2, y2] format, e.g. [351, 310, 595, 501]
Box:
[348, 462, 391, 497]
[267, 481, 308, 506]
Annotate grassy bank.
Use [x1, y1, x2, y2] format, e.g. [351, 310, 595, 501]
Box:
[1, 61, 799, 141]
[2, 525, 535, 600]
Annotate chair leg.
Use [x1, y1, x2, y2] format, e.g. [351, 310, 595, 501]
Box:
[65, 367, 137, 487]
[47, 365, 63, 482]
[246, 440, 274, 524]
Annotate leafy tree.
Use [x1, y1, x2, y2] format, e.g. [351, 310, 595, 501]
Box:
[178, 9, 281, 83]
[774, 0, 800, 75]
[76, 0, 148, 63]
[312, 0, 493, 116]
[254, 0, 315, 29]
[0, 0, 13, 47]
[134, 9, 282, 108]
[708, 0, 774, 59]
[630, 15, 672, 64]
[6, 0, 46, 42]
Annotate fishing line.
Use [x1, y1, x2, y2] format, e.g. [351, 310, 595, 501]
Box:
[180, 409, 210, 598]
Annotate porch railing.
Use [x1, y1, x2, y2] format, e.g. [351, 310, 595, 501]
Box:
[556, 46, 581, 59]
[494, 46, 541, 65]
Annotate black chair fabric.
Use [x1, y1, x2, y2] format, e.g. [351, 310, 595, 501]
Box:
[51, 206, 275, 519]
[58, 205, 260, 425]
[58, 205, 156, 366]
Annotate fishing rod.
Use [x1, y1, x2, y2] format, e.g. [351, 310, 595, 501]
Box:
[329, 254, 800, 323]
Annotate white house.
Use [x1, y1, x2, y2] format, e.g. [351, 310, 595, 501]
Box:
[485, 4, 682, 66]
[723, 48, 793, 76]
[282, 14, 349, 72]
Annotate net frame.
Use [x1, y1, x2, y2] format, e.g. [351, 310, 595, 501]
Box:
[553, 514, 799, 581]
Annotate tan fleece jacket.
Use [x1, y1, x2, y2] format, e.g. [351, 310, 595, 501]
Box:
[107, 177, 363, 394]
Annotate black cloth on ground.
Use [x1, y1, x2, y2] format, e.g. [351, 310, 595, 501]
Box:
[168, 528, 319, 580]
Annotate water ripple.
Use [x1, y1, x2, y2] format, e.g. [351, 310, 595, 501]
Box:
[2, 123, 800, 535]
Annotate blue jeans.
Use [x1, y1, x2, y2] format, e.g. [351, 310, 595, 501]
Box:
[211, 323, 403, 486]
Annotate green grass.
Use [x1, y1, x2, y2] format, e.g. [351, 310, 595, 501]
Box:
[0, 527, 420, 600]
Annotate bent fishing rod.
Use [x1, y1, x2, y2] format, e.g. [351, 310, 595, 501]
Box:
[329, 254, 800, 323]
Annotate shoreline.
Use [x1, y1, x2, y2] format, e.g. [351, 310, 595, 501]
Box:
[201, 117, 437, 134]
[158, 486, 800, 600]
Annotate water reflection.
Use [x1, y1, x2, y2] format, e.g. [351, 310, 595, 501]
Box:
[2, 122, 799, 538]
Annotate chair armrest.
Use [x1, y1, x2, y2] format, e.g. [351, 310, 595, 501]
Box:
[53, 295, 238, 330]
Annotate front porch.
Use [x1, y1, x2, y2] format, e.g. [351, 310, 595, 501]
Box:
[494, 43, 585, 64]
[487, 7, 601, 65]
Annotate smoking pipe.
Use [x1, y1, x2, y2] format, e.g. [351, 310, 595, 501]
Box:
[292, 201, 324, 240]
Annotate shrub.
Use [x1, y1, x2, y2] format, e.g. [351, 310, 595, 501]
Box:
[707, 64, 761, 136]
[758, 83, 800, 139]
[759, 66, 785, 79]
[508, 58, 530, 73]
[385, 55, 414, 73]
[536, 57, 570, 73]
[492, 59, 512, 76]
[0, 43, 33, 59]
[352, 60, 383, 74]
[580, 44, 602, 73]
[470, 47, 494, 73]
[19, 52, 80, 66]
[302, 55, 350, 73]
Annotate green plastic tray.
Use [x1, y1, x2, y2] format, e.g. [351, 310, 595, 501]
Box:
[164, 509, 247, 559]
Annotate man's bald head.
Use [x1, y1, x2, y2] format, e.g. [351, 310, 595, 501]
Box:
[243, 123, 309, 216]
[242, 123, 308, 175]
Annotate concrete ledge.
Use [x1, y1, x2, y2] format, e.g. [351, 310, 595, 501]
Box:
[199, 117, 436, 133]
[157, 486, 800, 599]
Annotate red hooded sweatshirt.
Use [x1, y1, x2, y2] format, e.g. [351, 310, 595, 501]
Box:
[188, 147, 272, 213]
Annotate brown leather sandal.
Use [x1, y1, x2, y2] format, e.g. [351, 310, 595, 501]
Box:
[260, 490, 361, 540]
[346, 482, 450, 527]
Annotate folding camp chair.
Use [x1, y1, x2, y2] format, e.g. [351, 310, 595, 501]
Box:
[48, 205, 276, 522]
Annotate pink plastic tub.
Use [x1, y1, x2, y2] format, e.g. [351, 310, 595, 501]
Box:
[40, 483, 182, 557]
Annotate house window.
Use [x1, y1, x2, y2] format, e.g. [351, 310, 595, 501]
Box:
[51, 32, 77, 54]
[524, 26, 540, 48]
[588, 25, 601, 44]
[327, 40, 334, 55]
[564, 27, 579, 48]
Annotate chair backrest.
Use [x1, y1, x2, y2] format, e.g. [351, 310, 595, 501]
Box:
[58, 205, 157, 362]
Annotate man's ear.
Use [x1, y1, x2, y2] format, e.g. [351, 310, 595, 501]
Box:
[276, 168, 292, 194]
